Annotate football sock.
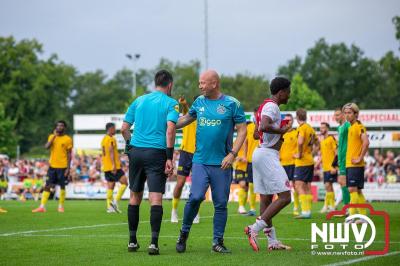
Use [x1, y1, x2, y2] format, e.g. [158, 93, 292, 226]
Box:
[300, 194, 308, 213]
[238, 187, 247, 208]
[263, 226, 277, 243]
[349, 192, 359, 215]
[248, 183, 256, 211]
[106, 189, 113, 208]
[115, 184, 127, 202]
[250, 217, 267, 233]
[40, 191, 50, 208]
[293, 190, 300, 210]
[172, 197, 179, 210]
[342, 186, 350, 205]
[150, 205, 163, 247]
[358, 192, 367, 215]
[59, 189, 66, 207]
[327, 192, 335, 208]
[128, 205, 139, 244]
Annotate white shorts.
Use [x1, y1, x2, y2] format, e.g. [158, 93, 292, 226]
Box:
[252, 147, 290, 195]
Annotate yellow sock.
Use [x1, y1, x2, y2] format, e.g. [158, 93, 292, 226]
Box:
[106, 189, 113, 208]
[300, 194, 308, 212]
[350, 192, 359, 215]
[326, 192, 335, 208]
[115, 184, 127, 202]
[324, 193, 329, 207]
[358, 192, 367, 215]
[172, 197, 179, 210]
[238, 188, 247, 207]
[308, 194, 313, 212]
[293, 190, 300, 210]
[41, 191, 50, 206]
[59, 189, 66, 207]
[248, 183, 256, 210]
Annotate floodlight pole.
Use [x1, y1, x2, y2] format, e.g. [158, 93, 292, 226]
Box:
[126, 53, 141, 97]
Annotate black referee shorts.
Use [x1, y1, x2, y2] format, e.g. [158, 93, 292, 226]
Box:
[128, 146, 167, 194]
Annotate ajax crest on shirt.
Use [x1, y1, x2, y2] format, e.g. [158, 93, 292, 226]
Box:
[217, 104, 226, 114]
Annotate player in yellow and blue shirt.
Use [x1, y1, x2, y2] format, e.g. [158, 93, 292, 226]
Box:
[171, 95, 200, 224]
[101, 122, 128, 214]
[293, 109, 318, 219]
[319, 122, 338, 213]
[32, 120, 72, 213]
[343, 103, 369, 222]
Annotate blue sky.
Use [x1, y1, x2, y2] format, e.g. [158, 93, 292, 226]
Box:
[1, 0, 399, 78]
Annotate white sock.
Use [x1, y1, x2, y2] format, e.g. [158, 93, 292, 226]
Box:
[335, 189, 342, 207]
[264, 226, 277, 243]
[251, 217, 267, 233]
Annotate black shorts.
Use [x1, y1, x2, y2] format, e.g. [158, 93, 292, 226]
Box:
[283, 165, 295, 181]
[104, 169, 125, 182]
[177, 150, 193, 177]
[346, 167, 365, 189]
[128, 147, 167, 194]
[294, 165, 314, 183]
[234, 170, 247, 182]
[46, 167, 67, 189]
[323, 171, 338, 183]
[246, 163, 253, 183]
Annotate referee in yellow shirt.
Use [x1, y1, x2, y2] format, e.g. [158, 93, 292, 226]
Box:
[33, 120, 72, 213]
[101, 122, 128, 213]
[171, 96, 199, 223]
[343, 103, 369, 223]
[279, 114, 299, 215]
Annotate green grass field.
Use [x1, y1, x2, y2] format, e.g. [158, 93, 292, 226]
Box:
[0, 200, 399, 266]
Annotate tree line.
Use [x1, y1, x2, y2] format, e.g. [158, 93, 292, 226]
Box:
[0, 17, 399, 157]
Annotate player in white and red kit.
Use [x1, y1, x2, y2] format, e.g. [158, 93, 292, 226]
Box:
[244, 77, 292, 251]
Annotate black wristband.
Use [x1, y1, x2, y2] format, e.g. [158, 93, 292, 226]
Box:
[166, 147, 174, 160]
[230, 150, 238, 158]
[126, 139, 131, 145]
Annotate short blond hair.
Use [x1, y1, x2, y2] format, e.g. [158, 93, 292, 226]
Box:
[342, 102, 360, 115]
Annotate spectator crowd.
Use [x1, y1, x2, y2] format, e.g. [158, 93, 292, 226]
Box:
[0, 148, 400, 201]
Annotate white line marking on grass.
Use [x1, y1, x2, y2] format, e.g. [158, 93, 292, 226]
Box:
[0, 215, 239, 237]
[7, 234, 400, 244]
[323, 251, 400, 266]
[0, 223, 127, 237]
